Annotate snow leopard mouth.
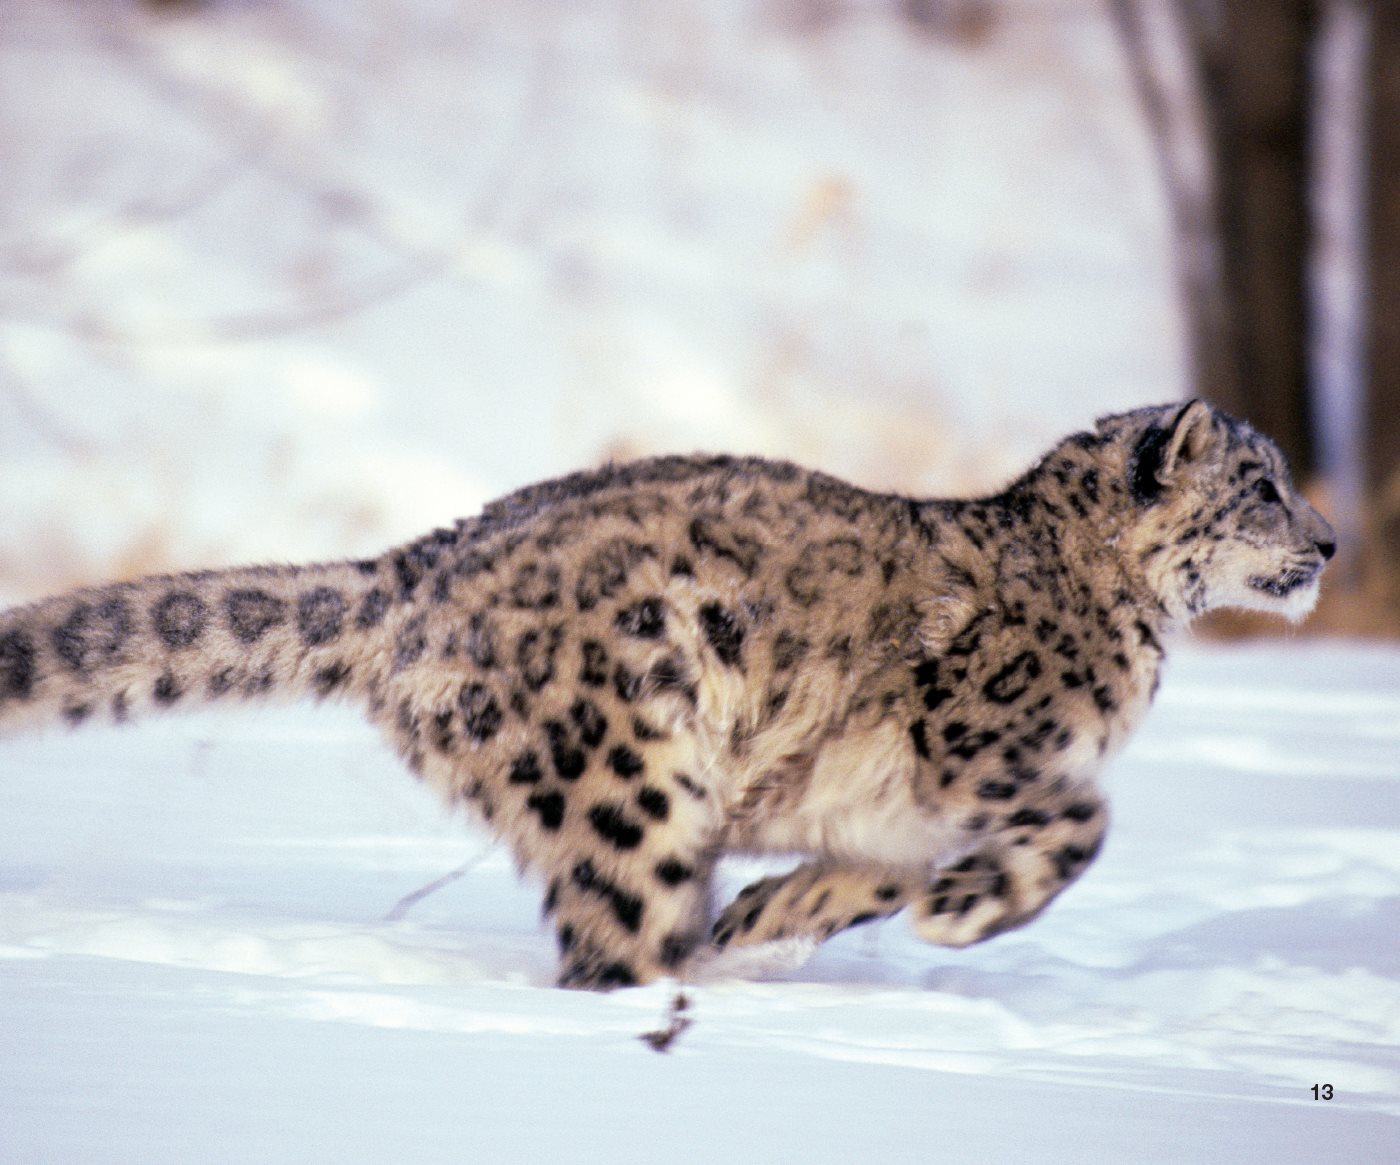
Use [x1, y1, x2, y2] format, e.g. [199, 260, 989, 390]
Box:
[1248, 566, 1319, 598]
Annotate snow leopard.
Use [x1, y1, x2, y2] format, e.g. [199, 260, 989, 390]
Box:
[0, 400, 1335, 988]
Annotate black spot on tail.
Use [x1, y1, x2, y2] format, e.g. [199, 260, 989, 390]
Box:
[52, 597, 134, 674]
[225, 589, 286, 645]
[0, 629, 38, 699]
[393, 544, 438, 600]
[153, 672, 183, 705]
[355, 588, 390, 631]
[297, 587, 347, 647]
[153, 592, 209, 650]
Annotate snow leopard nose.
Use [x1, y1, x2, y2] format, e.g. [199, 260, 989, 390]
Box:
[1304, 506, 1337, 561]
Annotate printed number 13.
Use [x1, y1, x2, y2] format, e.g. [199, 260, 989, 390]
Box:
[1311, 1084, 1333, 1100]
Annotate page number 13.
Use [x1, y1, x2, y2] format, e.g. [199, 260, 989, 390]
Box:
[1311, 1084, 1334, 1101]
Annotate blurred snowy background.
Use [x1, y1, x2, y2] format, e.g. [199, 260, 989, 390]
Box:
[0, 0, 1195, 605]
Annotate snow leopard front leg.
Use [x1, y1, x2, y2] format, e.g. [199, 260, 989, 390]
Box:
[709, 862, 911, 950]
[711, 791, 1108, 953]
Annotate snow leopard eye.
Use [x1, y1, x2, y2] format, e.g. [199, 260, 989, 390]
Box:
[1254, 478, 1282, 505]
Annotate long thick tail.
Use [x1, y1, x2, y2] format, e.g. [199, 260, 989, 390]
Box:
[0, 558, 394, 735]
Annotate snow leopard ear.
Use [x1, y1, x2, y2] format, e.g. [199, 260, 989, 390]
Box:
[1130, 400, 1219, 503]
[1159, 400, 1219, 477]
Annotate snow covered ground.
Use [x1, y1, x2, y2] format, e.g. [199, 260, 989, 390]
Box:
[2, 642, 1397, 1163]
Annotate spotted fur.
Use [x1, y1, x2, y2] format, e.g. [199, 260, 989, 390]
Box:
[0, 402, 1334, 988]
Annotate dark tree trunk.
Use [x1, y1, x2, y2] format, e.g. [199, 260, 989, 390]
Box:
[1204, 0, 1318, 478]
[1111, 0, 1319, 476]
[1368, 0, 1400, 550]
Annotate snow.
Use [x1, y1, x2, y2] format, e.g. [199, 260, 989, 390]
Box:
[3, 644, 1397, 1163]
